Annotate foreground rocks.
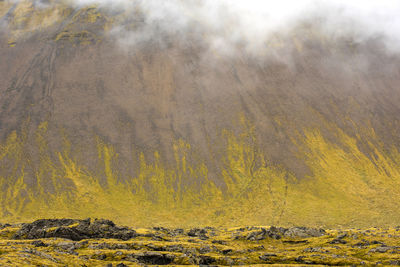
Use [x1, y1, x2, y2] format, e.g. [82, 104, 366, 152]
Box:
[0, 219, 399, 266]
[13, 219, 137, 241]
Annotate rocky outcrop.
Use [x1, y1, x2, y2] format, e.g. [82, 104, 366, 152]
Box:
[245, 226, 326, 241]
[187, 228, 209, 240]
[283, 227, 326, 238]
[13, 219, 137, 241]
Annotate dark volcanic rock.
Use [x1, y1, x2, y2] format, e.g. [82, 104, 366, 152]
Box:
[259, 253, 277, 261]
[165, 244, 184, 252]
[337, 233, 347, 239]
[13, 218, 137, 241]
[0, 223, 11, 230]
[246, 228, 269, 240]
[330, 238, 347, 244]
[31, 240, 48, 247]
[198, 255, 216, 265]
[133, 252, 175, 265]
[246, 227, 282, 241]
[222, 248, 233, 255]
[187, 228, 208, 239]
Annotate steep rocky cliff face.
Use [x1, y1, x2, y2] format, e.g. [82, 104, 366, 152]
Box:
[1, 0, 400, 227]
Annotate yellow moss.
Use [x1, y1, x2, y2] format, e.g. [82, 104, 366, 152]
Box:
[71, 6, 102, 24]
[8, 1, 72, 40]
[55, 30, 98, 46]
[1, 115, 400, 228]
[0, 1, 13, 18]
[7, 40, 16, 47]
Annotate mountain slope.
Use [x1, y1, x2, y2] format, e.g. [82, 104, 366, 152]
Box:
[1, 0, 400, 227]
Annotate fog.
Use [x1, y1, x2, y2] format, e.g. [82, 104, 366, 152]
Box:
[2, 0, 400, 55]
[57, 0, 400, 53]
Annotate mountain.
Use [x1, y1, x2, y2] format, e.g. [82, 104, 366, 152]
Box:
[1, 0, 400, 227]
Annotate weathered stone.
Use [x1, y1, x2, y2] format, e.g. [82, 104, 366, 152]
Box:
[198, 255, 216, 265]
[212, 239, 228, 245]
[31, 240, 48, 247]
[283, 227, 326, 238]
[165, 244, 184, 252]
[259, 253, 277, 261]
[187, 228, 208, 239]
[370, 246, 393, 253]
[55, 241, 76, 251]
[133, 252, 175, 265]
[199, 245, 212, 254]
[0, 223, 11, 230]
[304, 247, 323, 253]
[222, 249, 233, 255]
[337, 233, 347, 239]
[330, 238, 347, 244]
[13, 219, 137, 241]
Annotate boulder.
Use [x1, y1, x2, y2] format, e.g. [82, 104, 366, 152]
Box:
[133, 252, 175, 265]
[187, 228, 208, 239]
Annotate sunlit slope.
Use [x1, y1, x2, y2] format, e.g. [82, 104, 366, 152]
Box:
[1, 1, 400, 227]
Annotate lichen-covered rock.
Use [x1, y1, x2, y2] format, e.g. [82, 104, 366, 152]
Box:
[283, 227, 326, 238]
[244, 226, 325, 241]
[370, 246, 399, 253]
[259, 253, 278, 261]
[246, 227, 282, 240]
[0, 223, 11, 230]
[131, 251, 175, 265]
[31, 240, 48, 247]
[13, 218, 137, 241]
[187, 228, 208, 239]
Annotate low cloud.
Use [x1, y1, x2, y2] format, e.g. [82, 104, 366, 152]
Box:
[64, 0, 400, 54]
[3, 0, 400, 56]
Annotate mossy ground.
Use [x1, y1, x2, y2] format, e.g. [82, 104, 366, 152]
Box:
[0, 224, 399, 266]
